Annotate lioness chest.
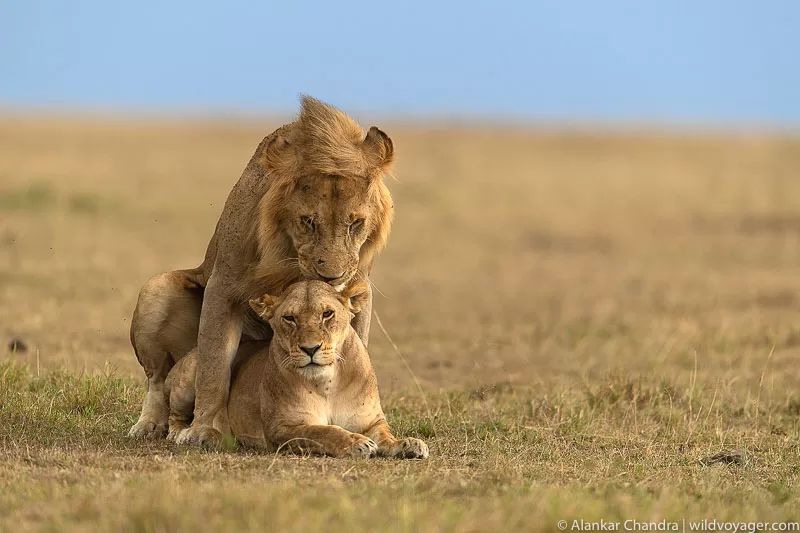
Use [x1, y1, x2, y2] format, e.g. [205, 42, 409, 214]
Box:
[297, 383, 380, 434]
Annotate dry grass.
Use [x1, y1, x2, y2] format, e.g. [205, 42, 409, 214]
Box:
[0, 116, 799, 531]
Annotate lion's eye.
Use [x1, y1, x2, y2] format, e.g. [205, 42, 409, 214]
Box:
[301, 216, 316, 232]
[349, 219, 364, 234]
[322, 310, 334, 319]
[282, 315, 296, 325]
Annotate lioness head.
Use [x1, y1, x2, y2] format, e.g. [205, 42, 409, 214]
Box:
[249, 279, 370, 379]
[255, 96, 394, 287]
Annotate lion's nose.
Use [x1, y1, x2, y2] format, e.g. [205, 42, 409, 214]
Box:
[300, 344, 322, 356]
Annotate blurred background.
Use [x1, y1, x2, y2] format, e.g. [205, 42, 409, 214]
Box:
[2, 0, 798, 124]
[1, 1, 800, 393]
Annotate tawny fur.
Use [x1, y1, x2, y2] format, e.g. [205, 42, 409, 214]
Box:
[164, 281, 429, 460]
[244, 97, 394, 298]
[129, 96, 395, 444]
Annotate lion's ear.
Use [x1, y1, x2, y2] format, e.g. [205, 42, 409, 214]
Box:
[363, 126, 394, 173]
[249, 294, 278, 320]
[262, 132, 297, 177]
[340, 280, 370, 314]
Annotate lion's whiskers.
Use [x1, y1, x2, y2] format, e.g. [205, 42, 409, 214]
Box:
[353, 269, 387, 298]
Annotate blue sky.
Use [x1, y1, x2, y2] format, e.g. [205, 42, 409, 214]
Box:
[1, 1, 798, 125]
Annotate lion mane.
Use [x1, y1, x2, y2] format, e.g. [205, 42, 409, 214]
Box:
[236, 95, 395, 299]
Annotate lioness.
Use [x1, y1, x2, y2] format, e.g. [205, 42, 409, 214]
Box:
[129, 96, 394, 446]
[164, 280, 429, 459]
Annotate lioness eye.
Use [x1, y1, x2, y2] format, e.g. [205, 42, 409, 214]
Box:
[349, 219, 364, 233]
[322, 310, 334, 319]
[282, 315, 296, 325]
[301, 216, 316, 232]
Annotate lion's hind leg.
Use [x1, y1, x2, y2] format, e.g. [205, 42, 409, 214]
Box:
[129, 269, 203, 439]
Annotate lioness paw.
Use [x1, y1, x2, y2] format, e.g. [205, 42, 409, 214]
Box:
[388, 438, 429, 459]
[345, 435, 378, 459]
[128, 420, 167, 440]
[166, 422, 190, 442]
[175, 425, 223, 448]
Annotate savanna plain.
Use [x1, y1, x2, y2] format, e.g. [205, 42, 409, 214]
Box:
[0, 115, 799, 532]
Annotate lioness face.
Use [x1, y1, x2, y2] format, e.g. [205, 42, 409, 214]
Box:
[284, 175, 378, 286]
[249, 280, 370, 381]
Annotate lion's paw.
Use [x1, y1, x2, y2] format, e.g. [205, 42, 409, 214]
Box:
[128, 420, 167, 440]
[388, 438, 429, 459]
[345, 434, 378, 459]
[175, 425, 223, 448]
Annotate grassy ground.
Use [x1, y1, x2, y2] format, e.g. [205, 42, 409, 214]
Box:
[0, 116, 799, 531]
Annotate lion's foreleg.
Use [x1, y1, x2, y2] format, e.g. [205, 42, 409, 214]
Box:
[351, 282, 373, 348]
[176, 278, 243, 447]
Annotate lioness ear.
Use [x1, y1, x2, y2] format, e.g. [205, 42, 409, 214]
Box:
[340, 280, 370, 314]
[363, 126, 394, 173]
[249, 294, 277, 320]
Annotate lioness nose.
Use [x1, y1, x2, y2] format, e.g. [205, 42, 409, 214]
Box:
[300, 344, 322, 356]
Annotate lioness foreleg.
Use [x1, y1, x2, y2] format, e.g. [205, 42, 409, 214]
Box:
[365, 419, 429, 459]
[272, 425, 378, 459]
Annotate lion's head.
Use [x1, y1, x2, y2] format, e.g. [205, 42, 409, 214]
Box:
[249, 96, 394, 290]
[248, 279, 370, 380]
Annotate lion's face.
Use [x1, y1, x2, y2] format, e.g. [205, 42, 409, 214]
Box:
[249, 280, 370, 381]
[254, 102, 395, 292]
[283, 175, 379, 286]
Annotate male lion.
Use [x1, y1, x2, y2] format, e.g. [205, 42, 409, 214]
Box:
[163, 280, 429, 459]
[129, 96, 395, 446]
